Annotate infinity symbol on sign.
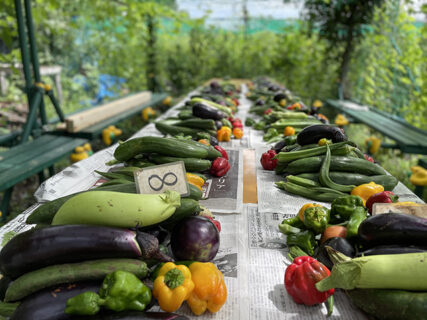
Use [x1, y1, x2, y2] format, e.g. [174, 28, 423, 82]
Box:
[148, 172, 178, 191]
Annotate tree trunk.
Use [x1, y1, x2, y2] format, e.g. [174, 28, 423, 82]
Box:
[338, 25, 354, 99]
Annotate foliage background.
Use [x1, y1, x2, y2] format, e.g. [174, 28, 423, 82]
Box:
[0, 0, 426, 215]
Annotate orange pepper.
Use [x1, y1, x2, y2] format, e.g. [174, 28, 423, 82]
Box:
[232, 127, 243, 139]
[198, 139, 210, 145]
[284, 126, 295, 136]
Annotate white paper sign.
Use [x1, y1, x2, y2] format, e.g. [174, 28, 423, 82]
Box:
[134, 161, 190, 196]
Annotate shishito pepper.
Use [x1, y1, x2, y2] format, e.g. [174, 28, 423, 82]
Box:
[65, 271, 152, 315]
[303, 206, 330, 234]
[351, 182, 384, 205]
[278, 216, 305, 235]
[285, 256, 334, 306]
[186, 262, 227, 315]
[153, 262, 195, 312]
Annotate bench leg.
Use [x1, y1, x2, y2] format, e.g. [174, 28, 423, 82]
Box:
[414, 186, 424, 199]
[48, 165, 55, 177]
[0, 187, 13, 221]
[38, 169, 46, 183]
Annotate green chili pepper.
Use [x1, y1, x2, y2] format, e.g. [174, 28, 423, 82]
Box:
[286, 230, 316, 256]
[253, 121, 266, 130]
[278, 216, 305, 235]
[303, 206, 330, 234]
[245, 118, 256, 127]
[331, 195, 365, 220]
[346, 207, 368, 238]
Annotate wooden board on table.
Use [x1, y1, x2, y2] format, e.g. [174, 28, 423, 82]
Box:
[65, 91, 152, 133]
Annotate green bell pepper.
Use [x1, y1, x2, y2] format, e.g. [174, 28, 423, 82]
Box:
[245, 118, 256, 127]
[253, 121, 266, 130]
[303, 206, 330, 234]
[65, 271, 152, 315]
[263, 128, 279, 142]
[278, 216, 305, 235]
[331, 195, 364, 220]
[286, 230, 316, 256]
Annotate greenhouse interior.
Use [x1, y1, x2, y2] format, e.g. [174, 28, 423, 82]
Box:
[0, 0, 426, 319]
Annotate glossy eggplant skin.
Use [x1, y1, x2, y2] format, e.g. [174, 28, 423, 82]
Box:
[297, 124, 347, 146]
[192, 103, 226, 120]
[10, 282, 100, 320]
[272, 140, 287, 153]
[314, 237, 355, 270]
[358, 213, 427, 248]
[357, 245, 427, 257]
[0, 225, 142, 279]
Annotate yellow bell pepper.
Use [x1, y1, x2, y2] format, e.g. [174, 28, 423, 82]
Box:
[335, 114, 349, 126]
[186, 173, 205, 188]
[102, 125, 122, 146]
[365, 136, 381, 154]
[217, 127, 232, 142]
[279, 99, 287, 107]
[410, 166, 427, 186]
[351, 182, 384, 205]
[142, 107, 156, 121]
[284, 126, 295, 136]
[298, 203, 322, 222]
[186, 262, 227, 315]
[162, 96, 172, 106]
[312, 100, 323, 108]
[70, 146, 89, 163]
[153, 262, 194, 313]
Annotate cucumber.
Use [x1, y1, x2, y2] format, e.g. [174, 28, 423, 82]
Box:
[155, 121, 206, 138]
[178, 110, 194, 120]
[52, 190, 181, 228]
[160, 198, 200, 229]
[26, 183, 137, 225]
[175, 118, 216, 130]
[175, 138, 221, 159]
[0, 301, 18, 317]
[296, 172, 398, 191]
[94, 170, 134, 182]
[150, 155, 211, 172]
[186, 182, 203, 200]
[5, 259, 148, 302]
[98, 179, 134, 186]
[347, 288, 427, 320]
[286, 156, 387, 176]
[114, 136, 208, 161]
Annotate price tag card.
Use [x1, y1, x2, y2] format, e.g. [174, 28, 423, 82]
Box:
[134, 161, 189, 196]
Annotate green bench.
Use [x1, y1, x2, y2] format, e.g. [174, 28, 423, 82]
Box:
[0, 134, 87, 219]
[326, 100, 427, 155]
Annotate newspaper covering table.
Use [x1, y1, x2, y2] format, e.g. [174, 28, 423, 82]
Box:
[0, 83, 425, 319]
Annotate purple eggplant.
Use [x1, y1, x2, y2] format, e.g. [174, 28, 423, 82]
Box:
[10, 281, 100, 320]
[192, 103, 226, 120]
[357, 244, 427, 257]
[171, 216, 220, 262]
[358, 213, 427, 248]
[88, 312, 190, 320]
[0, 225, 172, 279]
[297, 124, 347, 146]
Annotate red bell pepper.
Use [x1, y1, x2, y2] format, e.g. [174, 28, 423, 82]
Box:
[364, 154, 374, 163]
[214, 145, 229, 160]
[210, 157, 230, 177]
[232, 98, 240, 106]
[207, 217, 221, 232]
[232, 119, 243, 129]
[260, 150, 278, 170]
[285, 256, 334, 306]
[366, 191, 399, 214]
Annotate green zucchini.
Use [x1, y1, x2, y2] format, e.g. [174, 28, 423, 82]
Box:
[155, 121, 206, 138]
[114, 136, 208, 161]
[178, 110, 194, 120]
[286, 156, 387, 176]
[271, 119, 320, 130]
[5, 259, 148, 302]
[347, 288, 427, 320]
[175, 118, 216, 130]
[150, 155, 211, 172]
[26, 183, 137, 225]
[160, 198, 201, 229]
[174, 138, 221, 159]
[296, 173, 398, 191]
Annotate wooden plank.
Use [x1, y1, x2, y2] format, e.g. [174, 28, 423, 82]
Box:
[243, 149, 258, 204]
[0, 137, 87, 191]
[65, 91, 152, 133]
